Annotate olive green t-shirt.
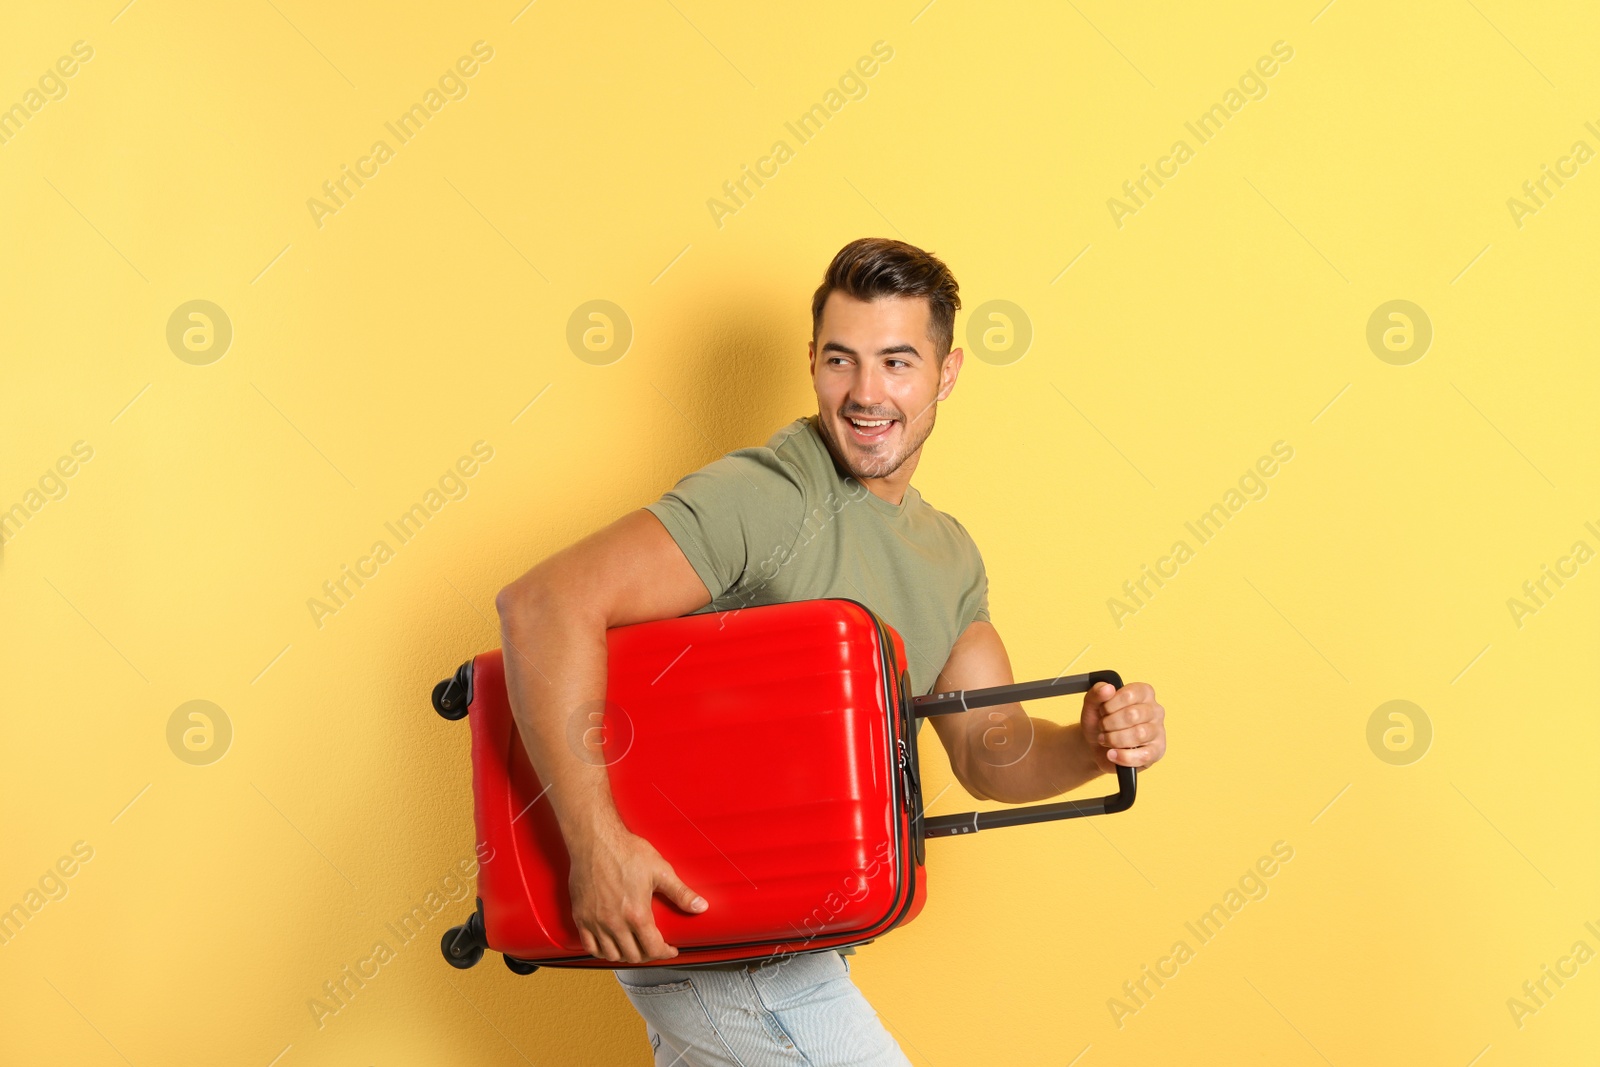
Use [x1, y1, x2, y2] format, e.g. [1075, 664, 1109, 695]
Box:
[642, 413, 990, 967]
[645, 413, 990, 701]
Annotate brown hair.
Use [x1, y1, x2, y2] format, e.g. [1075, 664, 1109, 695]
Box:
[810, 237, 961, 361]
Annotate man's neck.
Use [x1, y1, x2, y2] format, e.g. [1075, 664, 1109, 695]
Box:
[857, 464, 915, 507]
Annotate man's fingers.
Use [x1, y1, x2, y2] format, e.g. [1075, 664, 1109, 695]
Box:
[633, 919, 679, 961]
[609, 926, 647, 965]
[591, 929, 622, 963]
[1099, 701, 1164, 735]
[1101, 721, 1155, 749]
[1085, 681, 1116, 707]
[1100, 682, 1155, 714]
[1106, 744, 1159, 767]
[656, 866, 709, 915]
[1090, 683, 1163, 770]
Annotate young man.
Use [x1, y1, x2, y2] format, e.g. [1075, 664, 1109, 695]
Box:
[495, 237, 1168, 1065]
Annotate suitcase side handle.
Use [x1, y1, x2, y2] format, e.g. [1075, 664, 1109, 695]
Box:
[913, 669, 1137, 838]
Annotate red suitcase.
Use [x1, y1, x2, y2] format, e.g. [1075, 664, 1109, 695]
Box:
[429, 597, 1136, 974]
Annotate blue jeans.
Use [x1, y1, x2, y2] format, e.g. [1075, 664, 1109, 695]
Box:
[614, 949, 912, 1066]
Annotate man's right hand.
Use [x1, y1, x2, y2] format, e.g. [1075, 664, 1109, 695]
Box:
[495, 509, 719, 965]
[567, 820, 709, 963]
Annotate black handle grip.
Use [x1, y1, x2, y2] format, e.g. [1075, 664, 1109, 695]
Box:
[914, 669, 1138, 838]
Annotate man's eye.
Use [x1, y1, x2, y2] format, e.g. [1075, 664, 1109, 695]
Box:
[887, 359, 908, 368]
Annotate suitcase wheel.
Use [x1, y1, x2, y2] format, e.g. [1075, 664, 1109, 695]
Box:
[432, 679, 468, 720]
[503, 954, 539, 976]
[432, 661, 474, 721]
[441, 921, 485, 969]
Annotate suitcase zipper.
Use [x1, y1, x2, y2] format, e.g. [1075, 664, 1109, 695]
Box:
[842, 600, 923, 933]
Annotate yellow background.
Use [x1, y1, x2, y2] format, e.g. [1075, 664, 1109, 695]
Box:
[2, 1, 1596, 1063]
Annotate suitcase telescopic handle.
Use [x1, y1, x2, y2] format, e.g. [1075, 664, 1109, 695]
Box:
[912, 669, 1137, 838]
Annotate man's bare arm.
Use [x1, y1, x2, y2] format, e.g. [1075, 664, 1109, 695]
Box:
[494, 507, 713, 963]
[926, 620, 1166, 803]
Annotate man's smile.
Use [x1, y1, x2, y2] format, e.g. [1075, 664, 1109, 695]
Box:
[842, 413, 898, 445]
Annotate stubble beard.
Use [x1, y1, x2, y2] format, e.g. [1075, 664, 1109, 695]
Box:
[817, 402, 937, 482]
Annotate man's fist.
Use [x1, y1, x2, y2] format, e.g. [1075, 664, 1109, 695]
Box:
[1081, 681, 1166, 774]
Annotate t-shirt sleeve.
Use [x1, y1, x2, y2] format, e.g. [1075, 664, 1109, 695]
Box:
[949, 516, 990, 628]
[969, 551, 991, 624]
[642, 447, 806, 604]
[973, 559, 991, 624]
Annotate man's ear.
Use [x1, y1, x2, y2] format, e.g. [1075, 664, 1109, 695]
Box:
[936, 346, 964, 401]
[807, 340, 815, 376]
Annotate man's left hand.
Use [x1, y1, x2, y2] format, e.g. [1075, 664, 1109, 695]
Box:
[1081, 681, 1166, 774]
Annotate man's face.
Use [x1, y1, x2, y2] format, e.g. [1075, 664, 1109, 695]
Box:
[808, 292, 962, 481]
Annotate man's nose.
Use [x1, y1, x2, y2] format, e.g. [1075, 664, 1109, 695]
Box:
[849, 364, 886, 406]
